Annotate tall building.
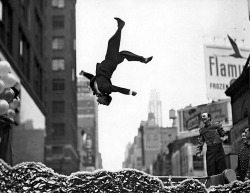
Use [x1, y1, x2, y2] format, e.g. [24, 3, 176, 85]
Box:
[148, 89, 162, 127]
[148, 124, 178, 176]
[123, 142, 134, 169]
[0, 0, 46, 165]
[140, 113, 161, 174]
[124, 134, 142, 170]
[77, 76, 102, 171]
[44, 0, 78, 175]
[123, 115, 177, 174]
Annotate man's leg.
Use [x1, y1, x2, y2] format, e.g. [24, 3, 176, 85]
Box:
[119, 50, 153, 63]
[207, 157, 217, 176]
[104, 18, 125, 63]
[215, 145, 227, 174]
[206, 147, 217, 176]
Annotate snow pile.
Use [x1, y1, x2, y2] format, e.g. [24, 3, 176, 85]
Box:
[0, 160, 164, 192]
[208, 180, 250, 192]
[163, 178, 207, 193]
[0, 159, 250, 192]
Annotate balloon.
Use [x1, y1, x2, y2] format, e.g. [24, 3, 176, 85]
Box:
[9, 98, 20, 109]
[0, 61, 11, 77]
[7, 108, 15, 118]
[0, 79, 5, 94]
[2, 73, 18, 88]
[0, 99, 9, 115]
[0, 88, 15, 103]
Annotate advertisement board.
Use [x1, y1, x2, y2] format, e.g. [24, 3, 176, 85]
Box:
[178, 99, 231, 131]
[204, 45, 250, 100]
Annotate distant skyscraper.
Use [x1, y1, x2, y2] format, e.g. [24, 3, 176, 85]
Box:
[77, 76, 102, 171]
[44, 0, 78, 175]
[148, 90, 162, 127]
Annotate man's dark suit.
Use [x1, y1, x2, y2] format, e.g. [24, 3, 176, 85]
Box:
[82, 18, 147, 96]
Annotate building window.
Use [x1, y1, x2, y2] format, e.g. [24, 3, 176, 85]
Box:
[193, 156, 204, 170]
[72, 68, 75, 81]
[52, 79, 65, 91]
[0, 1, 3, 21]
[52, 123, 65, 137]
[52, 37, 64, 50]
[34, 58, 43, 99]
[52, 146, 64, 155]
[52, 0, 65, 8]
[52, 15, 64, 29]
[52, 101, 64, 113]
[78, 100, 94, 107]
[78, 108, 94, 114]
[19, 40, 23, 56]
[52, 58, 65, 71]
[19, 30, 30, 80]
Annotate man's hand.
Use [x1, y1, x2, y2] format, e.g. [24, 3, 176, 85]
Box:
[196, 152, 202, 158]
[79, 70, 85, 76]
[132, 91, 137, 96]
[221, 135, 228, 142]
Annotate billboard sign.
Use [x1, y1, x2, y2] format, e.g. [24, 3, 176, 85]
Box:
[204, 45, 250, 100]
[178, 100, 231, 131]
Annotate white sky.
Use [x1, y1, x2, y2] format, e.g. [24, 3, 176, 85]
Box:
[76, 0, 250, 171]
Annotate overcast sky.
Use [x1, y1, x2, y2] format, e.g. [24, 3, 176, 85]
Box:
[76, 0, 250, 171]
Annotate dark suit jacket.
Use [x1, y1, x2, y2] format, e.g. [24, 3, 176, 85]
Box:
[196, 123, 225, 154]
[85, 61, 130, 95]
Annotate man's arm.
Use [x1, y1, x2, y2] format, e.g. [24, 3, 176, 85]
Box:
[106, 85, 136, 96]
[79, 70, 94, 81]
[216, 123, 229, 141]
[216, 123, 225, 137]
[196, 133, 205, 156]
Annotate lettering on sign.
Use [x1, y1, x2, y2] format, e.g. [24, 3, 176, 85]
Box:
[204, 45, 250, 99]
[209, 56, 244, 77]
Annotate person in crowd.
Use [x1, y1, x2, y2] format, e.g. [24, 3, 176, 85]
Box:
[236, 128, 250, 181]
[196, 112, 228, 176]
[79, 17, 153, 106]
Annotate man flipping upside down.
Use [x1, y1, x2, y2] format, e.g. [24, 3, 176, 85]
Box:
[79, 18, 153, 106]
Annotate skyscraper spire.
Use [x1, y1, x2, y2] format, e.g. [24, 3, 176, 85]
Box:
[148, 89, 162, 127]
